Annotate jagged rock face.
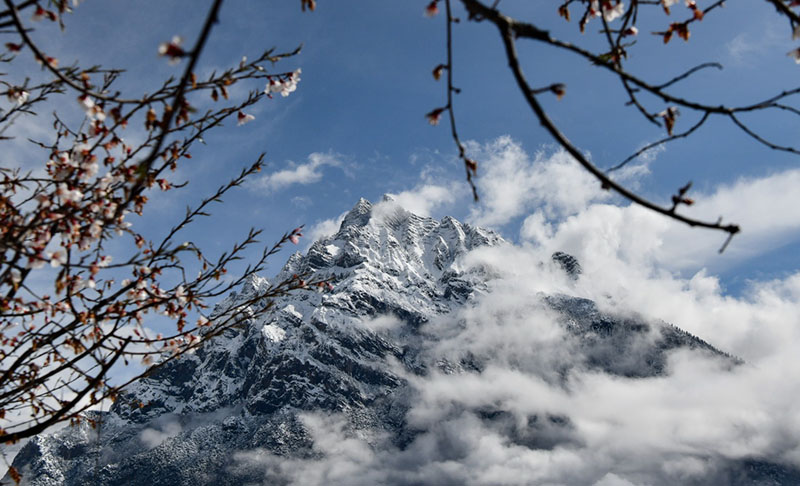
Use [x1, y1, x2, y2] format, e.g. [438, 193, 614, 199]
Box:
[551, 251, 582, 280]
[6, 198, 795, 486]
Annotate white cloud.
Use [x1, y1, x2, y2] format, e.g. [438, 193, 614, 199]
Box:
[726, 27, 784, 66]
[383, 181, 462, 218]
[230, 137, 800, 486]
[456, 136, 800, 275]
[250, 152, 341, 193]
[520, 168, 800, 274]
[304, 211, 348, 248]
[234, 248, 800, 485]
[140, 420, 182, 449]
[465, 136, 616, 228]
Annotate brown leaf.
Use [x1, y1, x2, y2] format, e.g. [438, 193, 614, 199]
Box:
[558, 4, 570, 21]
[432, 64, 446, 81]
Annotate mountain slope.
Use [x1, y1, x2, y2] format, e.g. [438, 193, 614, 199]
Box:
[7, 197, 788, 486]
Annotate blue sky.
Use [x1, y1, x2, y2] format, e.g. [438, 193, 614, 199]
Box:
[12, 0, 800, 294]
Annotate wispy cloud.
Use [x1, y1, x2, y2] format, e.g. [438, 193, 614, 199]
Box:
[249, 152, 341, 193]
[725, 18, 787, 67]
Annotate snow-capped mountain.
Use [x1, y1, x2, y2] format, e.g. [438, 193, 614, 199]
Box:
[6, 197, 797, 486]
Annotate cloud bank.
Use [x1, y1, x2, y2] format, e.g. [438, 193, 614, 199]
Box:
[233, 136, 800, 485]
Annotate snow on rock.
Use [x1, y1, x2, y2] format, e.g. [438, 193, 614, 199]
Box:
[261, 323, 286, 343]
[280, 304, 303, 320]
[4, 198, 759, 486]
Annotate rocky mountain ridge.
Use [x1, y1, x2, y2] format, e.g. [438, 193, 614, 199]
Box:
[5, 197, 791, 486]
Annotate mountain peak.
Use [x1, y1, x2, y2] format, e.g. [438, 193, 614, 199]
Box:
[5, 197, 763, 486]
[338, 197, 373, 232]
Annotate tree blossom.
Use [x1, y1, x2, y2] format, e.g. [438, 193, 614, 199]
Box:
[26, 254, 46, 269]
[425, 107, 445, 125]
[237, 111, 255, 126]
[432, 64, 446, 81]
[48, 250, 67, 268]
[158, 36, 185, 64]
[265, 69, 301, 97]
[175, 285, 188, 305]
[32, 5, 57, 22]
[35, 55, 58, 67]
[658, 106, 680, 135]
[465, 158, 478, 175]
[623, 26, 638, 36]
[289, 227, 303, 244]
[685, 1, 703, 20]
[0, 0, 325, 449]
[56, 183, 83, 203]
[88, 220, 103, 239]
[77, 95, 106, 121]
[590, 1, 625, 21]
[661, 0, 679, 14]
[6, 87, 29, 105]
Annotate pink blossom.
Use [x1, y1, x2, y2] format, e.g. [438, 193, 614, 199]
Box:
[89, 220, 103, 239]
[7, 87, 29, 105]
[48, 250, 67, 268]
[661, 0, 679, 12]
[289, 227, 303, 244]
[175, 285, 188, 305]
[27, 254, 46, 269]
[56, 183, 83, 203]
[237, 111, 255, 126]
[265, 69, 301, 98]
[591, 1, 625, 21]
[426, 107, 445, 126]
[32, 5, 57, 22]
[158, 36, 185, 65]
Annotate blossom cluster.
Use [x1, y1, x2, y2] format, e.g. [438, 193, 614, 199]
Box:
[0, 0, 315, 450]
[265, 68, 301, 98]
[589, 1, 624, 22]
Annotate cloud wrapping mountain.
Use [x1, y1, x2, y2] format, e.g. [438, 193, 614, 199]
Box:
[6, 197, 800, 486]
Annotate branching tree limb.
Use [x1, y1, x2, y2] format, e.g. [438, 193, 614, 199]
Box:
[423, 0, 800, 252]
[0, 0, 314, 452]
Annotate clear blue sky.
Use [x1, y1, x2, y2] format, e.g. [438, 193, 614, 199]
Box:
[16, 0, 800, 294]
